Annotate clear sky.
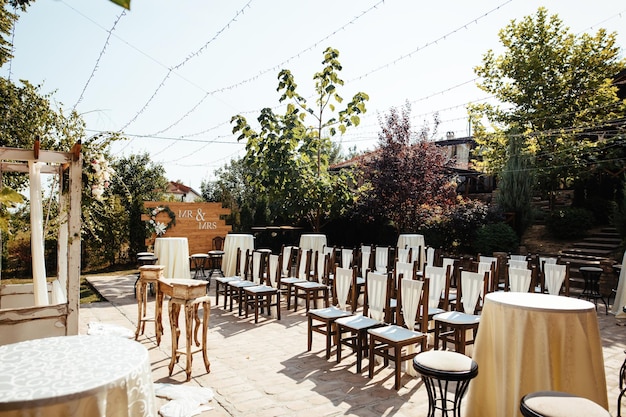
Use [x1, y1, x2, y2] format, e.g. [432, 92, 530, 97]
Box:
[3, 0, 625, 192]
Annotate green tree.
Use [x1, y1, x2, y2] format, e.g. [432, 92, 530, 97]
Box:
[200, 158, 268, 231]
[110, 152, 168, 257]
[231, 47, 368, 232]
[496, 130, 534, 236]
[469, 8, 626, 203]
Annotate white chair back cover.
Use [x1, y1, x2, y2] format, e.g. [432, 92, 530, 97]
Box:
[395, 261, 414, 290]
[540, 256, 558, 273]
[510, 254, 527, 262]
[315, 251, 328, 282]
[375, 247, 389, 273]
[268, 254, 279, 288]
[478, 261, 493, 296]
[334, 267, 352, 311]
[441, 257, 455, 275]
[425, 247, 436, 269]
[461, 270, 484, 315]
[544, 263, 566, 295]
[366, 271, 388, 322]
[397, 248, 410, 263]
[238, 249, 249, 279]
[360, 251, 371, 277]
[251, 251, 263, 284]
[281, 246, 295, 277]
[297, 249, 309, 278]
[408, 245, 422, 266]
[401, 278, 424, 331]
[425, 265, 446, 311]
[508, 267, 532, 293]
[341, 248, 353, 269]
[401, 277, 424, 376]
[508, 259, 528, 269]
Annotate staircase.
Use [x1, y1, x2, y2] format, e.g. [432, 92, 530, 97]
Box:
[558, 227, 622, 293]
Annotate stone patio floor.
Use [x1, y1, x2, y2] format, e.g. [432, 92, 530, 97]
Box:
[81, 272, 626, 416]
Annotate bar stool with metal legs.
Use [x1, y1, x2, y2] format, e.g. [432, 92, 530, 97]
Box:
[520, 391, 610, 417]
[413, 350, 478, 417]
[189, 253, 209, 279]
[135, 264, 164, 340]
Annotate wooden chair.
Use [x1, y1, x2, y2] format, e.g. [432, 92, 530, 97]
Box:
[433, 270, 487, 354]
[243, 253, 282, 323]
[212, 236, 225, 251]
[335, 271, 392, 373]
[226, 250, 258, 315]
[306, 265, 356, 359]
[293, 251, 331, 312]
[368, 277, 430, 390]
[214, 247, 244, 308]
[278, 248, 310, 310]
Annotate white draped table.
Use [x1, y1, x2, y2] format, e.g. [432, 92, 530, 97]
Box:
[465, 292, 608, 417]
[397, 234, 425, 265]
[0, 335, 157, 417]
[222, 234, 255, 277]
[299, 234, 327, 255]
[154, 237, 190, 279]
[610, 250, 626, 318]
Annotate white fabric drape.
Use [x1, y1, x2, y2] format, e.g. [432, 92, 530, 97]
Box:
[425, 265, 446, 311]
[335, 267, 352, 311]
[611, 250, 626, 317]
[360, 250, 371, 277]
[396, 248, 410, 263]
[29, 161, 48, 306]
[401, 278, 423, 376]
[367, 272, 388, 322]
[395, 262, 414, 284]
[508, 267, 532, 293]
[544, 263, 566, 296]
[374, 247, 388, 273]
[268, 254, 279, 318]
[297, 250, 308, 278]
[251, 252, 262, 284]
[425, 247, 435, 269]
[478, 261, 493, 298]
[341, 249, 353, 269]
[461, 271, 484, 315]
[508, 259, 528, 269]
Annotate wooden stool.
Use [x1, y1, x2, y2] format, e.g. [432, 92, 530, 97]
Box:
[413, 350, 478, 417]
[135, 265, 164, 340]
[168, 295, 211, 382]
[159, 278, 211, 381]
[520, 391, 611, 417]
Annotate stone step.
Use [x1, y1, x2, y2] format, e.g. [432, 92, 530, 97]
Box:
[571, 242, 620, 252]
[581, 236, 622, 245]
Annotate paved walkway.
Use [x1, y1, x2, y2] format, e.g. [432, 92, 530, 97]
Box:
[82, 272, 626, 416]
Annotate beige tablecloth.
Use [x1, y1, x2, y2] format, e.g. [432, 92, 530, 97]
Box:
[465, 292, 608, 417]
[610, 250, 626, 317]
[299, 234, 327, 255]
[222, 234, 255, 277]
[154, 237, 190, 279]
[0, 335, 156, 417]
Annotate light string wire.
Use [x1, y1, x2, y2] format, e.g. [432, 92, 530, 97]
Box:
[137, 0, 388, 140]
[72, 10, 126, 113]
[116, 0, 255, 137]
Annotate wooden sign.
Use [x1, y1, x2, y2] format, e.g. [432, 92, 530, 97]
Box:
[141, 201, 231, 255]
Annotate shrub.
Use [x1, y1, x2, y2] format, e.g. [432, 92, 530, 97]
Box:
[473, 222, 519, 255]
[546, 207, 594, 240]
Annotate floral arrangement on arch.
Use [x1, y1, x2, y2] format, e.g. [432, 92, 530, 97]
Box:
[87, 154, 115, 202]
[146, 205, 176, 237]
